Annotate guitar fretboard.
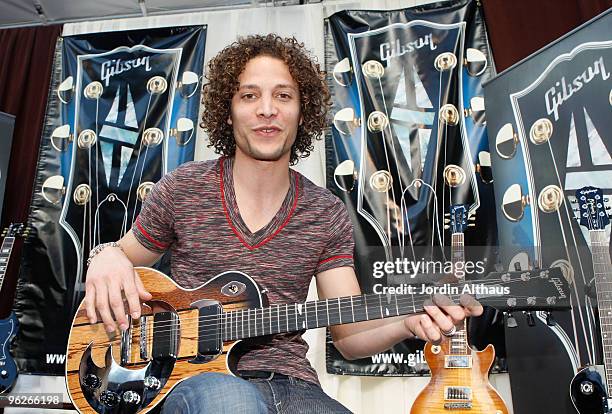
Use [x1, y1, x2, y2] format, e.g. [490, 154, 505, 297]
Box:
[590, 230, 612, 396]
[220, 292, 419, 341]
[451, 232, 469, 354]
[0, 237, 14, 290]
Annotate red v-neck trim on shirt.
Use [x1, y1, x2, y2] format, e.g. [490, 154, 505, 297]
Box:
[220, 157, 300, 251]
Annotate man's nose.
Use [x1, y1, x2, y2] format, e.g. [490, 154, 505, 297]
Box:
[257, 94, 278, 118]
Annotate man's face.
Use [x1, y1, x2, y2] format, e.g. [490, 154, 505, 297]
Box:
[229, 55, 301, 163]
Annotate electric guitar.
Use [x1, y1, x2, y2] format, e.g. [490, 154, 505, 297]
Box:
[0, 223, 27, 393]
[570, 186, 612, 413]
[66, 266, 570, 414]
[411, 205, 509, 413]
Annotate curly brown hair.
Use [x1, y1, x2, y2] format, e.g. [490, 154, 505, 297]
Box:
[201, 34, 330, 165]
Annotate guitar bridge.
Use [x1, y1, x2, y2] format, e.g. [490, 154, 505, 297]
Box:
[444, 386, 472, 409]
[140, 315, 151, 360]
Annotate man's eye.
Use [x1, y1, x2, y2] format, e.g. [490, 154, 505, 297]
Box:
[242, 93, 256, 99]
[277, 93, 292, 100]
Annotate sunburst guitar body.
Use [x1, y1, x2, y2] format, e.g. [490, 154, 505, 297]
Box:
[411, 335, 508, 414]
[411, 204, 508, 414]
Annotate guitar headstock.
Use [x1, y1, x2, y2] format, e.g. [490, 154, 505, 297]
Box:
[575, 186, 610, 231]
[445, 204, 475, 234]
[1, 223, 29, 238]
[475, 267, 570, 312]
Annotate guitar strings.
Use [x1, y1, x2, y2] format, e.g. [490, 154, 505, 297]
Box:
[126, 90, 154, 226]
[110, 273, 560, 334]
[374, 74, 405, 253]
[541, 136, 594, 365]
[90, 292, 560, 362]
[86, 274, 563, 348]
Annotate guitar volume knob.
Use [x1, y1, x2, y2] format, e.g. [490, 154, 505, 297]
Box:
[82, 374, 101, 389]
[99, 390, 121, 407]
[144, 376, 161, 390]
[122, 390, 141, 404]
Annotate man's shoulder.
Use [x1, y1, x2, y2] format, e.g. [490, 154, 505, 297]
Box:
[295, 171, 344, 210]
[165, 159, 219, 183]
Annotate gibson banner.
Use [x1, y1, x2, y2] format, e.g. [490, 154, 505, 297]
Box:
[13, 26, 206, 374]
[0, 112, 15, 222]
[484, 9, 611, 414]
[325, 0, 499, 375]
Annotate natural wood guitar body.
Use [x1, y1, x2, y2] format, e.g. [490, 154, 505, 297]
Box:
[65, 268, 261, 414]
[411, 340, 508, 414]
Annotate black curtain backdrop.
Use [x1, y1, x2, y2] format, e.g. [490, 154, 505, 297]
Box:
[483, 0, 611, 72]
[0, 25, 62, 318]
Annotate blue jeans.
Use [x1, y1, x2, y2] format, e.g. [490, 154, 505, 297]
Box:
[160, 372, 352, 414]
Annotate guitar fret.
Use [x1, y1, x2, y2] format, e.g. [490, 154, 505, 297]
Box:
[394, 294, 399, 316]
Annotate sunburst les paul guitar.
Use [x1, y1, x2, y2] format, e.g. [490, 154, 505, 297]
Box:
[66, 265, 570, 414]
[411, 205, 509, 414]
[570, 186, 612, 414]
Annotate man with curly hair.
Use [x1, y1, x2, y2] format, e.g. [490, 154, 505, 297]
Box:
[84, 34, 481, 413]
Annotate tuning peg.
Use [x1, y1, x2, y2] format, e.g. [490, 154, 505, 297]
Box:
[468, 223, 476, 227]
[444, 218, 450, 224]
[468, 215, 476, 221]
[505, 312, 518, 328]
[525, 311, 535, 327]
[444, 225, 450, 230]
[444, 213, 450, 217]
[545, 312, 556, 326]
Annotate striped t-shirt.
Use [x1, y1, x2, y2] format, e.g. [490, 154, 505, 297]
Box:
[132, 157, 355, 384]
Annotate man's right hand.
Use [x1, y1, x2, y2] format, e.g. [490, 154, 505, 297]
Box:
[84, 243, 153, 332]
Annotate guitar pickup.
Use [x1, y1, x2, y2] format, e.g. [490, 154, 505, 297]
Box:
[189, 299, 223, 364]
[445, 355, 472, 368]
[153, 311, 179, 359]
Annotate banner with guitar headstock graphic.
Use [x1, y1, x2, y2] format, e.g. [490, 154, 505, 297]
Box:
[13, 26, 207, 375]
[324, 0, 500, 375]
[484, 9, 611, 414]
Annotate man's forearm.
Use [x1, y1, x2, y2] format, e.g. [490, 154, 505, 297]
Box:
[331, 315, 414, 360]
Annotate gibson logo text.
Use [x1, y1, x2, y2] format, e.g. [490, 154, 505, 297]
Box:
[545, 56, 609, 121]
[101, 56, 152, 87]
[380, 33, 437, 66]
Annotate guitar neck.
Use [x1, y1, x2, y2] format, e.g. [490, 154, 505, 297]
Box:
[0, 237, 14, 292]
[222, 289, 455, 342]
[590, 230, 612, 396]
[452, 232, 469, 354]
[220, 235, 476, 343]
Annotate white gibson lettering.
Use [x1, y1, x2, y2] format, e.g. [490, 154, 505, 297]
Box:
[545, 56, 610, 121]
[101, 56, 153, 87]
[380, 33, 437, 66]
